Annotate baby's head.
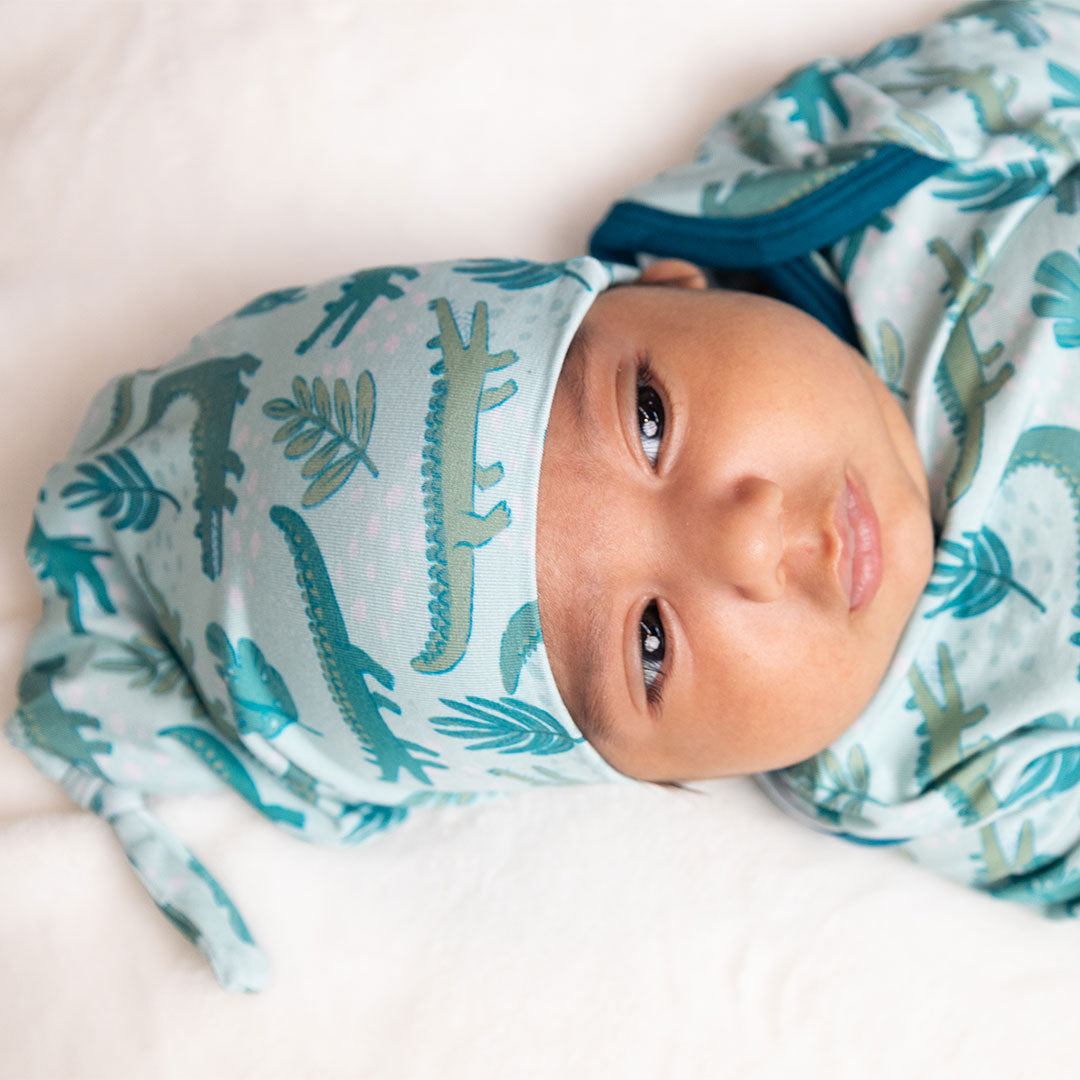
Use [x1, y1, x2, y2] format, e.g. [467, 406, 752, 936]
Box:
[535, 259, 935, 782]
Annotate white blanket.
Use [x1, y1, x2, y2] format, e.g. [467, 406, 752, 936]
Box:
[5, 2, 1079, 1077]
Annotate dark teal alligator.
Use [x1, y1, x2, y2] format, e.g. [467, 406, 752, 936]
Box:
[270, 505, 445, 785]
[16, 656, 112, 777]
[131, 354, 261, 580]
[296, 266, 418, 354]
[412, 298, 518, 674]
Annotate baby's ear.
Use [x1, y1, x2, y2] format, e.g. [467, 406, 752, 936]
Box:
[638, 259, 707, 290]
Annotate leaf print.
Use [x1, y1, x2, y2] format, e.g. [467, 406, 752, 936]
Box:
[430, 696, 582, 755]
[851, 33, 921, 72]
[499, 601, 542, 694]
[205, 622, 316, 739]
[1032, 248, 1080, 347]
[262, 372, 378, 505]
[234, 287, 307, 318]
[859, 319, 907, 399]
[951, 1, 1048, 48]
[92, 631, 190, 697]
[876, 109, 955, 158]
[782, 744, 877, 827]
[924, 526, 1045, 619]
[1049, 61, 1080, 109]
[60, 448, 180, 532]
[934, 161, 1050, 213]
[452, 258, 592, 291]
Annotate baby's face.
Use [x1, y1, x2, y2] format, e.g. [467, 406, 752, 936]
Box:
[535, 265, 934, 782]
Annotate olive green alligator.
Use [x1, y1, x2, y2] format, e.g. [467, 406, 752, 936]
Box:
[412, 298, 518, 675]
[928, 232, 1014, 504]
[882, 64, 1073, 155]
[270, 505, 445, 785]
[908, 641, 999, 821]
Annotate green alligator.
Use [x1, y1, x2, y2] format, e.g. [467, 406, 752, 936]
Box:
[908, 641, 999, 821]
[882, 64, 1072, 156]
[412, 298, 518, 675]
[702, 155, 865, 219]
[270, 504, 445, 785]
[130, 354, 262, 580]
[16, 656, 112, 777]
[929, 233, 1014, 504]
[26, 516, 115, 634]
[1003, 425, 1080, 677]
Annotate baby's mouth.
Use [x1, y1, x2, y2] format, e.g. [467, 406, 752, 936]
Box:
[834, 472, 883, 612]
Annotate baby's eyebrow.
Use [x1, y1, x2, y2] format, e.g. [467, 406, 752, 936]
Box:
[575, 595, 616, 748]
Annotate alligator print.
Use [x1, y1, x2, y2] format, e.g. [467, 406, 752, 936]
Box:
[928, 232, 1014, 504]
[16, 656, 112, 777]
[270, 504, 445, 784]
[130, 354, 262, 580]
[412, 298, 519, 675]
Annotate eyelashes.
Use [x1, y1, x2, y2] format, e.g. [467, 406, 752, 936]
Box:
[636, 359, 665, 466]
[635, 360, 668, 707]
[640, 602, 666, 705]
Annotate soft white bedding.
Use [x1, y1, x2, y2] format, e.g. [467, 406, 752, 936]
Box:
[5, 2, 1079, 1077]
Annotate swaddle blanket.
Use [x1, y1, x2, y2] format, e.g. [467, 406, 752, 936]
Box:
[594, 1, 1080, 909]
[7, 256, 635, 991]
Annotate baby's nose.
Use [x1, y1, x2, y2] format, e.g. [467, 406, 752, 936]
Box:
[702, 476, 785, 602]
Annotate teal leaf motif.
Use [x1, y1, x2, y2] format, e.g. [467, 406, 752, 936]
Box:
[783, 745, 876, 827]
[60, 448, 180, 531]
[234, 287, 308, 317]
[1049, 61, 1080, 109]
[852, 33, 921, 72]
[341, 802, 408, 844]
[924, 526, 1045, 619]
[92, 631, 191, 698]
[431, 696, 582, 755]
[1032, 248, 1080, 347]
[452, 258, 592, 292]
[205, 622, 316, 739]
[934, 161, 1050, 213]
[950, 1, 1048, 48]
[859, 319, 907, 399]
[499, 601, 542, 694]
[263, 372, 378, 504]
[1002, 744, 1080, 810]
[876, 110, 955, 158]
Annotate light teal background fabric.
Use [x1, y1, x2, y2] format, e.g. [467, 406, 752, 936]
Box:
[7, 256, 635, 990]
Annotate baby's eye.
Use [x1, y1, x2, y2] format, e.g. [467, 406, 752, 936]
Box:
[636, 374, 665, 466]
[639, 601, 666, 702]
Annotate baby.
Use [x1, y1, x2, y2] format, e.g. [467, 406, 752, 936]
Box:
[11, 1, 1080, 991]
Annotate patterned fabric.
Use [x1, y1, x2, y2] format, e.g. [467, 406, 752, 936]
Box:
[593, 2, 1080, 910]
[8, 256, 636, 991]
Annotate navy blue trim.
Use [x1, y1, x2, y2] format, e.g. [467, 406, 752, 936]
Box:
[590, 145, 946, 269]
